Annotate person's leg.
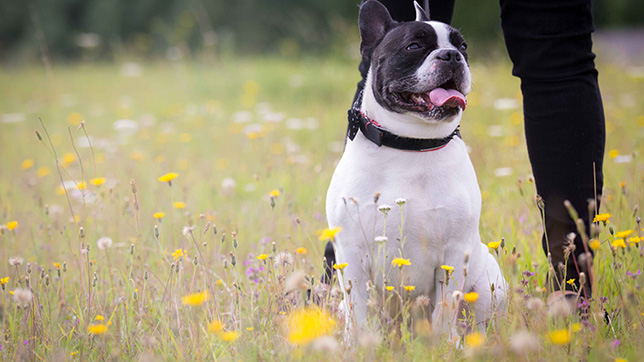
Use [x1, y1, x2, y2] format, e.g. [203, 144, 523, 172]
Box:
[500, 0, 605, 298]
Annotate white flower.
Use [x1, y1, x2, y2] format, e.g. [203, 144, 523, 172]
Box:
[221, 177, 236, 196]
[452, 290, 463, 301]
[395, 198, 406, 206]
[374, 236, 388, 243]
[378, 204, 392, 215]
[97, 236, 113, 250]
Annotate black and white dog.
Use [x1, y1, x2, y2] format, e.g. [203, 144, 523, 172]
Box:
[325, 1, 506, 338]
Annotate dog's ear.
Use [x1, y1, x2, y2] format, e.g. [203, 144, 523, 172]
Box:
[414, 1, 431, 22]
[359, 1, 394, 56]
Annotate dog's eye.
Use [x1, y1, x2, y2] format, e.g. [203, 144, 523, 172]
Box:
[406, 43, 420, 51]
[459, 43, 468, 51]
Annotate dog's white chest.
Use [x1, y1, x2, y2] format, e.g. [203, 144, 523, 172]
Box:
[326, 132, 482, 294]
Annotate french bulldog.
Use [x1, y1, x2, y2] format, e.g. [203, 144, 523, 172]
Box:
[325, 1, 506, 338]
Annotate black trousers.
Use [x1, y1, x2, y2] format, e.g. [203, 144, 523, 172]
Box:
[355, 0, 605, 297]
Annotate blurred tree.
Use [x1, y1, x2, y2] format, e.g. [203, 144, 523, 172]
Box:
[0, 0, 641, 61]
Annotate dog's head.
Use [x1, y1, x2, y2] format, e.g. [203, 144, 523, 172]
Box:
[359, 1, 470, 138]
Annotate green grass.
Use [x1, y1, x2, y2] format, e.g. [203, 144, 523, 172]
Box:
[0, 56, 643, 361]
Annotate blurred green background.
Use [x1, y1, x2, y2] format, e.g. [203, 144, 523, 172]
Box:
[1, 0, 643, 62]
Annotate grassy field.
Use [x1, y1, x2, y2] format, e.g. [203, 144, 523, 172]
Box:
[0, 56, 643, 361]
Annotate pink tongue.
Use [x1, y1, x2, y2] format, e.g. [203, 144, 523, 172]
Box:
[428, 88, 466, 110]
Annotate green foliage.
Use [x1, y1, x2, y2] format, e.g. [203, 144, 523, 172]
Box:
[1, 0, 643, 61]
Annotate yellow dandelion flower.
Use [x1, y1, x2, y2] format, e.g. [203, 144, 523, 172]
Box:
[391, 257, 411, 267]
[0, 277, 9, 285]
[614, 358, 627, 362]
[571, 323, 582, 332]
[179, 133, 192, 143]
[287, 307, 336, 345]
[333, 263, 348, 271]
[90, 177, 106, 186]
[173, 201, 186, 209]
[171, 248, 186, 260]
[627, 236, 641, 245]
[257, 254, 269, 261]
[548, 329, 570, 345]
[95, 315, 105, 321]
[76, 181, 87, 190]
[317, 227, 342, 242]
[385, 286, 395, 291]
[70, 351, 78, 356]
[178, 158, 189, 170]
[296, 247, 307, 255]
[53, 262, 61, 270]
[464, 292, 479, 303]
[208, 320, 224, 333]
[215, 279, 224, 286]
[130, 151, 144, 161]
[566, 278, 575, 285]
[487, 240, 501, 249]
[6, 221, 18, 231]
[220, 331, 240, 342]
[182, 290, 208, 306]
[246, 327, 254, 331]
[68, 112, 83, 126]
[441, 265, 454, 274]
[21, 159, 34, 170]
[269, 189, 280, 197]
[215, 158, 229, 170]
[153, 212, 165, 219]
[37, 167, 50, 177]
[87, 324, 108, 335]
[593, 213, 611, 223]
[403, 285, 416, 292]
[61, 153, 76, 167]
[615, 230, 633, 239]
[612, 239, 626, 249]
[608, 149, 619, 159]
[589, 239, 601, 250]
[158, 172, 178, 183]
[465, 332, 485, 348]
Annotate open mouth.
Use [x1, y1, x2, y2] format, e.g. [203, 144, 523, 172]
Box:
[393, 81, 467, 114]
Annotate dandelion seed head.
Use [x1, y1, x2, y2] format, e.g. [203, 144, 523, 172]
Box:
[9, 257, 23, 266]
[310, 335, 339, 353]
[182, 226, 194, 238]
[509, 330, 539, 354]
[274, 252, 294, 268]
[97, 236, 113, 250]
[12, 288, 33, 306]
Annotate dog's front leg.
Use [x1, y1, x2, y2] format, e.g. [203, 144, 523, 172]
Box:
[469, 250, 507, 328]
[431, 267, 464, 344]
[336, 256, 371, 340]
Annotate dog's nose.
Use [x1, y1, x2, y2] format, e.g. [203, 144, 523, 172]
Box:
[436, 49, 462, 63]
